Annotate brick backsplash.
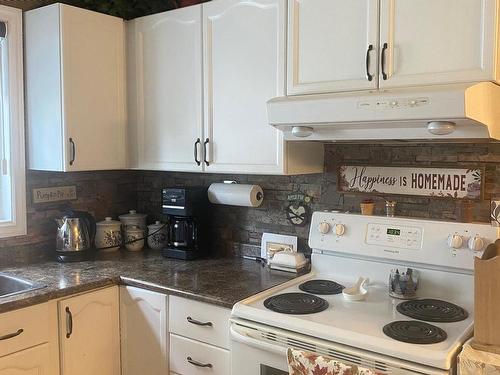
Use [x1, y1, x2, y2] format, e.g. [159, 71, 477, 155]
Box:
[137, 143, 500, 257]
[0, 143, 498, 265]
[0, 170, 138, 265]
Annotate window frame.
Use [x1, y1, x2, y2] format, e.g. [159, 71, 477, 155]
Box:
[0, 5, 26, 238]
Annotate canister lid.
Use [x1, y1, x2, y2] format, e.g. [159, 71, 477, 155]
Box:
[119, 210, 147, 220]
[97, 217, 121, 227]
[147, 220, 164, 230]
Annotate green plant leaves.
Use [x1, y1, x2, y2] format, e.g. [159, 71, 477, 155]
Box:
[63, 0, 180, 19]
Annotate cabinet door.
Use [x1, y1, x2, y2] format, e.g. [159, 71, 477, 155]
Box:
[120, 287, 169, 375]
[0, 344, 51, 374]
[203, 0, 286, 174]
[59, 287, 120, 375]
[127, 6, 204, 172]
[380, 0, 497, 88]
[61, 5, 126, 171]
[288, 0, 379, 95]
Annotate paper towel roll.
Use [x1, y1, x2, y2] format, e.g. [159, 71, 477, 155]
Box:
[208, 183, 264, 207]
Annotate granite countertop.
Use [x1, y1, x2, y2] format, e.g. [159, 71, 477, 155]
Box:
[0, 251, 301, 314]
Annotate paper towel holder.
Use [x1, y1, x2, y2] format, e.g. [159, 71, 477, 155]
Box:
[213, 180, 264, 203]
[222, 180, 263, 201]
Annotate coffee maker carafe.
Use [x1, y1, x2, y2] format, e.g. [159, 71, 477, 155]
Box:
[162, 188, 209, 260]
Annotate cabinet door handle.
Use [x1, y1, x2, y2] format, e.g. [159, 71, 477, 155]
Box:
[187, 316, 213, 327]
[65, 306, 73, 338]
[203, 138, 210, 166]
[365, 45, 373, 81]
[187, 357, 213, 368]
[381, 42, 388, 80]
[0, 328, 23, 341]
[194, 138, 201, 166]
[69, 138, 76, 166]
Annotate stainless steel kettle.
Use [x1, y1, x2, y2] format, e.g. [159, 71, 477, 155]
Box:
[55, 211, 96, 262]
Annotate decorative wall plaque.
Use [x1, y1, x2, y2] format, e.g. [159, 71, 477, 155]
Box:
[338, 166, 482, 200]
[32, 186, 77, 203]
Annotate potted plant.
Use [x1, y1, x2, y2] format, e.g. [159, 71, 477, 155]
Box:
[360, 198, 375, 216]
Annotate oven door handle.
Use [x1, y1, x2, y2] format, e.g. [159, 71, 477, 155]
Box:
[230, 325, 287, 355]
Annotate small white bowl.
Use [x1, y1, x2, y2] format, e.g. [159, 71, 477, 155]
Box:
[342, 277, 369, 301]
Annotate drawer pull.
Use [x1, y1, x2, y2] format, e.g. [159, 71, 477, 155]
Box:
[0, 328, 23, 341]
[187, 316, 213, 327]
[187, 356, 213, 368]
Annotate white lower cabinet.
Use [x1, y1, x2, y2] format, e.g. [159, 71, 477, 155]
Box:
[170, 334, 230, 375]
[169, 296, 231, 375]
[58, 287, 121, 375]
[0, 344, 51, 374]
[0, 302, 59, 375]
[120, 286, 169, 375]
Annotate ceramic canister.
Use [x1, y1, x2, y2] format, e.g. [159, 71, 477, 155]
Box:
[125, 225, 145, 252]
[147, 221, 168, 250]
[96, 217, 122, 252]
[119, 210, 147, 230]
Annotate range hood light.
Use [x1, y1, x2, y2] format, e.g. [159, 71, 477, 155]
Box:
[291, 126, 314, 138]
[427, 121, 457, 135]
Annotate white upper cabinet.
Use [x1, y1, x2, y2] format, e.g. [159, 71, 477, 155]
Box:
[203, 0, 323, 174]
[127, 6, 204, 171]
[202, 0, 287, 174]
[287, 0, 379, 95]
[25, 4, 126, 172]
[127, 0, 323, 175]
[379, 0, 499, 88]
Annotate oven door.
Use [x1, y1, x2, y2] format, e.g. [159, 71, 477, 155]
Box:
[230, 320, 453, 375]
[231, 325, 288, 375]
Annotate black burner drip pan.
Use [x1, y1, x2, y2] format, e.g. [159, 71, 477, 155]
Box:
[383, 320, 447, 344]
[264, 293, 329, 315]
[397, 299, 468, 323]
[299, 279, 345, 295]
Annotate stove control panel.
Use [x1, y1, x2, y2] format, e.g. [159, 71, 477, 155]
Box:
[366, 223, 422, 250]
[309, 212, 500, 271]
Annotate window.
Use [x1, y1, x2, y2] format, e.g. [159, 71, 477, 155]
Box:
[0, 6, 25, 238]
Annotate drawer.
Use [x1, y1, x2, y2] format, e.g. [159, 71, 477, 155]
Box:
[0, 303, 50, 358]
[169, 296, 230, 349]
[169, 334, 230, 375]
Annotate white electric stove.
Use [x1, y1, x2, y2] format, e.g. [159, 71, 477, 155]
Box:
[230, 212, 499, 375]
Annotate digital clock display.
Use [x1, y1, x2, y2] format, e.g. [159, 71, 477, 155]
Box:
[387, 228, 401, 236]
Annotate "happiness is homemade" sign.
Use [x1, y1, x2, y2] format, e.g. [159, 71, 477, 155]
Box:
[338, 166, 482, 200]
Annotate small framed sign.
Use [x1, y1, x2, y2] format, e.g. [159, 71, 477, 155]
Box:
[338, 165, 483, 200]
[32, 185, 77, 204]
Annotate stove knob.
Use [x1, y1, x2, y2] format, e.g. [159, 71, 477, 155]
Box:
[335, 224, 346, 236]
[318, 222, 331, 234]
[447, 234, 463, 249]
[468, 236, 485, 252]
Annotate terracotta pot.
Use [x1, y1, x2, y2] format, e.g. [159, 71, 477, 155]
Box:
[360, 202, 375, 216]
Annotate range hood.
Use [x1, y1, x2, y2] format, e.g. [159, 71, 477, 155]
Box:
[267, 82, 500, 142]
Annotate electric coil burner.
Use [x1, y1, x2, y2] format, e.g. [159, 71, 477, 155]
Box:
[383, 321, 448, 344]
[397, 299, 469, 323]
[298, 279, 345, 295]
[263, 293, 329, 315]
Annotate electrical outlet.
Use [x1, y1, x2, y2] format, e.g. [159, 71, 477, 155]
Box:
[491, 199, 500, 227]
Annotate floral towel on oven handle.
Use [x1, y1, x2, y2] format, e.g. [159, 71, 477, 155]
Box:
[287, 348, 383, 375]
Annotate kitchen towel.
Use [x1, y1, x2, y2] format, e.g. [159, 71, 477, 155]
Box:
[208, 183, 263, 207]
[287, 348, 382, 375]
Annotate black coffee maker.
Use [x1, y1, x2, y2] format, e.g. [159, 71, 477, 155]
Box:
[162, 187, 209, 260]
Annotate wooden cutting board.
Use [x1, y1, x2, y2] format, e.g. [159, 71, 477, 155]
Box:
[473, 242, 500, 352]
